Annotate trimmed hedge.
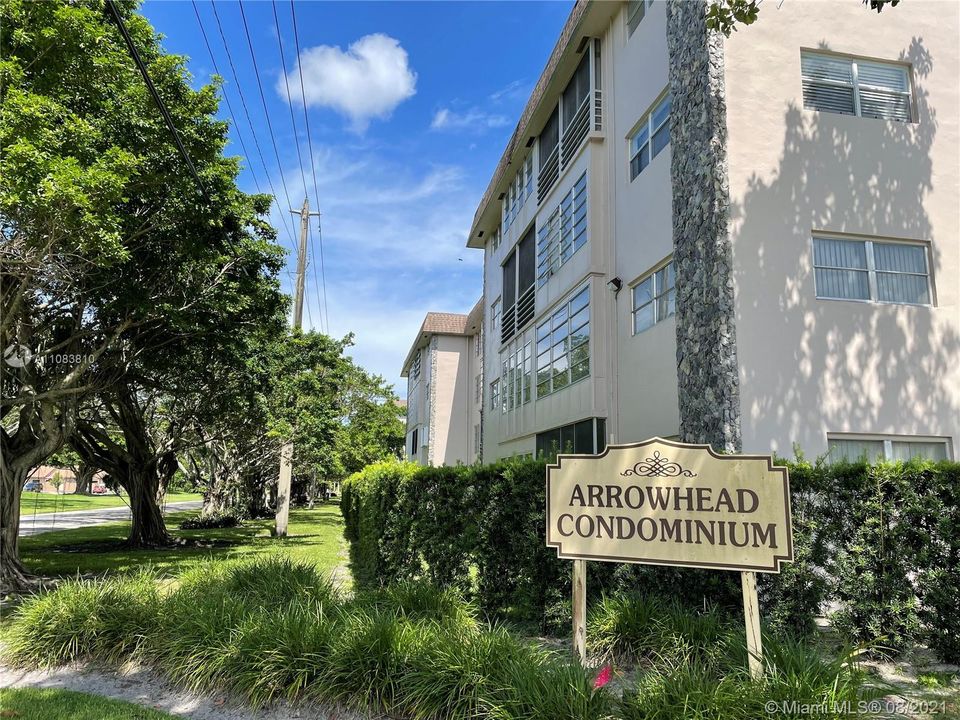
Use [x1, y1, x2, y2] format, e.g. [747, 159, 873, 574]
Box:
[341, 456, 960, 660]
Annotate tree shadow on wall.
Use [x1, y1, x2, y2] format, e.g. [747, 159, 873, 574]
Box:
[729, 37, 959, 455]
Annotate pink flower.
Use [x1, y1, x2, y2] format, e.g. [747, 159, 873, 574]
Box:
[593, 665, 612, 690]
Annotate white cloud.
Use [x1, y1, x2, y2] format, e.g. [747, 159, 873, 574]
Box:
[430, 108, 510, 132]
[488, 79, 527, 104]
[278, 34, 416, 133]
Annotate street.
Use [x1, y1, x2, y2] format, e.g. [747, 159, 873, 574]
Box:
[18, 501, 203, 537]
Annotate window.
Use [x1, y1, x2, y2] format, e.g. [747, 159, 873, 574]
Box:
[630, 92, 671, 180]
[490, 379, 500, 411]
[801, 51, 912, 122]
[409, 349, 421, 379]
[524, 154, 534, 201]
[828, 436, 949, 463]
[501, 227, 536, 343]
[501, 340, 532, 412]
[475, 374, 482, 403]
[538, 173, 588, 286]
[536, 418, 606, 459]
[813, 237, 930, 305]
[489, 226, 501, 252]
[410, 428, 418, 457]
[491, 298, 502, 334]
[562, 54, 591, 131]
[627, 0, 654, 37]
[537, 286, 590, 398]
[632, 260, 676, 334]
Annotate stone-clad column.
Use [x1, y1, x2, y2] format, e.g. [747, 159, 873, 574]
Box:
[666, 0, 742, 452]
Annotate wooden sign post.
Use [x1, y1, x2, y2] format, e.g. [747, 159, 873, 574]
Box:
[546, 437, 793, 671]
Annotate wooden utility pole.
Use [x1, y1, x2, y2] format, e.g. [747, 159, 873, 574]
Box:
[276, 197, 319, 538]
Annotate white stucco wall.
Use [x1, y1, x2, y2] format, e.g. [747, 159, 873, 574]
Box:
[723, 0, 960, 457]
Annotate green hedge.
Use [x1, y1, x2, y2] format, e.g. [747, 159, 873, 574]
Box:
[340, 456, 960, 660]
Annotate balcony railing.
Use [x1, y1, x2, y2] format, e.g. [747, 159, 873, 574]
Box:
[537, 89, 603, 206]
[537, 145, 560, 205]
[500, 284, 536, 344]
[561, 96, 590, 167]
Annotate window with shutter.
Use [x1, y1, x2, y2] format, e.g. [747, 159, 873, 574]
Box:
[801, 51, 912, 122]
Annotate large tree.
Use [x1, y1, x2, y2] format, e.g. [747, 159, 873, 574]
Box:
[0, 0, 283, 590]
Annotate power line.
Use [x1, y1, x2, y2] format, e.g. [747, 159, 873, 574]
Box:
[191, 0, 263, 196]
[272, 0, 320, 333]
[308, 223, 325, 335]
[207, 0, 298, 246]
[104, 0, 206, 199]
[271, 1, 309, 202]
[236, 1, 296, 219]
[290, 0, 330, 334]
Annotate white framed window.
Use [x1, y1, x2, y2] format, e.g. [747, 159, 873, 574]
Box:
[827, 435, 950, 463]
[632, 260, 676, 334]
[491, 298, 502, 334]
[490, 226, 501, 252]
[629, 92, 671, 180]
[536, 285, 590, 398]
[801, 51, 912, 122]
[537, 172, 587, 285]
[813, 236, 931, 305]
[490, 378, 500, 411]
[627, 0, 654, 37]
[501, 340, 532, 412]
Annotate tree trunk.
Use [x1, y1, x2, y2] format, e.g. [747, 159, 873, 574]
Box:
[125, 465, 170, 547]
[73, 464, 94, 495]
[0, 465, 37, 594]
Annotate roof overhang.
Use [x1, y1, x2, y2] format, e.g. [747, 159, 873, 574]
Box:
[466, 0, 618, 250]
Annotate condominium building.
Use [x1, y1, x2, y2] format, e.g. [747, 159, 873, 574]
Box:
[468, 0, 959, 462]
[401, 302, 484, 466]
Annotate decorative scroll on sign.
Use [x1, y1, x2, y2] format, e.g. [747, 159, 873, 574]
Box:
[546, 438, 793, 573]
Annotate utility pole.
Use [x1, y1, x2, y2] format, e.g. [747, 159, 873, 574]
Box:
[276, 197, 320, 538]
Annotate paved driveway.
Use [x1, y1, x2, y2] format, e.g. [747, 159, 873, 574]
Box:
[18, 501, 203, 537]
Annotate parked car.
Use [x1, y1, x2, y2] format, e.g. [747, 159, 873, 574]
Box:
[23, 480, 42, 492]
[91, 483, 108, 495]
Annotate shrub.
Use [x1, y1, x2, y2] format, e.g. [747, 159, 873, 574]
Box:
[618, 637, 879, 720]
[352, 579, 478, 630]
[831, 461, 924, 653]
[3, 571, 161, 667]
[588, 593, 662, 660]
[343, 454, 960, 660]
[178, 511, 240, 530]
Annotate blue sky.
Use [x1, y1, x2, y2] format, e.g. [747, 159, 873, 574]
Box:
[141, 0, 572, 395]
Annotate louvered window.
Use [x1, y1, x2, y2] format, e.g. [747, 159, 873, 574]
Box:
[536, 285, 590, 398]
[813, 236, 931, 305]
[537, 172, 588, 286]
[801, 51, 912, 122]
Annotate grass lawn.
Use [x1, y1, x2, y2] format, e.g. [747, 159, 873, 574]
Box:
[0, 688, 177, 719]
[19, 502, 348, 585]
[18, 492, 201, 515]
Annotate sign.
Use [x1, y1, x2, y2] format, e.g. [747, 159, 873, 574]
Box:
[546, 437, 793, 573]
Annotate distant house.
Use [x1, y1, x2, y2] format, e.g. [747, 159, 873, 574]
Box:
[25, 465, 77, 494]
[401, 301, 484, 466]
